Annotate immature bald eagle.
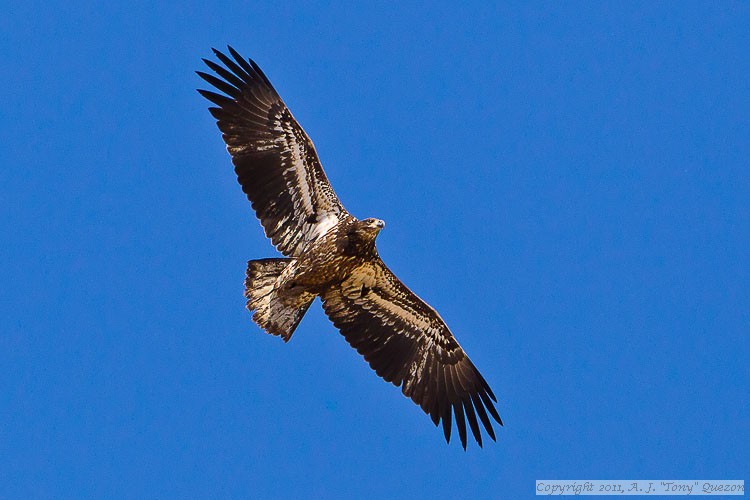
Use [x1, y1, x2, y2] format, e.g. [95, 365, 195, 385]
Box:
[197, 47, 502, 449]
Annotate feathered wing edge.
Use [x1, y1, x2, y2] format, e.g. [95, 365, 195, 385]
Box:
[196, 47, 348, 257]
[320, 259, 502, 449]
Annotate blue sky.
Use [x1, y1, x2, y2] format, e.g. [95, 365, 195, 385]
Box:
[1, 1, 748, 498]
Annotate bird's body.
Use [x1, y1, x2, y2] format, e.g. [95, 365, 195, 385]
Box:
[287, 217, 383, 294]
[245, 217, 382, 340]
[198, 47, 502, 448]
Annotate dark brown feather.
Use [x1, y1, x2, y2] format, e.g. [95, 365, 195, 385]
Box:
[320, 258, 502, 448]
[198, 48, 349, 257]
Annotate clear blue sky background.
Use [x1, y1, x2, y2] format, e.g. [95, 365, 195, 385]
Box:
[1, 1, 748, 498]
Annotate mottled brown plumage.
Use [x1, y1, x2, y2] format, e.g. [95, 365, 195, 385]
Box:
[198, 47, 502, 448]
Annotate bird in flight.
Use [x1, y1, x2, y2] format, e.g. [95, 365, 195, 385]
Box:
[197, 47, 502, 449]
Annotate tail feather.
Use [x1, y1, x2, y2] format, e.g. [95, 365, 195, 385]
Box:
[244, 258, 289, 310]
[244, 258, 314, 342]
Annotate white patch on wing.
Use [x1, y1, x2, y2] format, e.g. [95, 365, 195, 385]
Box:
[276, 116, 340, 244]
[273, 117, 313, 214]
[285, 140, 315, 216]
[368, 291, 434, 333]
[311, 213, 338, 239]
[409, 343, 431, 379]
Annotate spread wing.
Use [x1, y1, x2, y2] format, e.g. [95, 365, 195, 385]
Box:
[320, 258, 502, 449]
[197, 47, 349, 257]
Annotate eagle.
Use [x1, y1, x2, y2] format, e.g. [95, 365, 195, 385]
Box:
[197, 47, 502, 449]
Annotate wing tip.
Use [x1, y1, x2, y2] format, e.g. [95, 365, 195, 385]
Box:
[227, 44, 243, 61]
[453, 401, 468, 450]
[439, 368, 502, 448]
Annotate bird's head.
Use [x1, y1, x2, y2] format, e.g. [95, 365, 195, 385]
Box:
[345, 218, 385, 256]
[360, 217, 386, 235]
[351, 218, 386, 246]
